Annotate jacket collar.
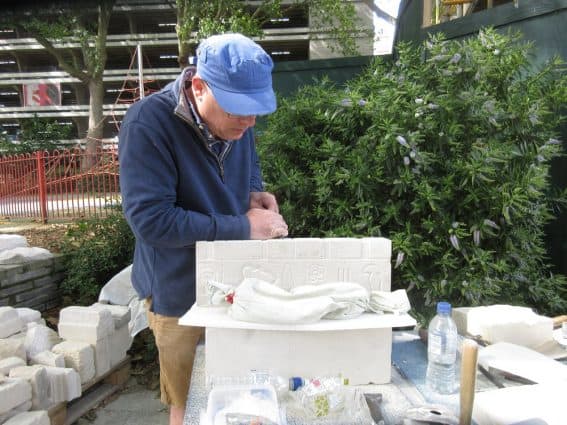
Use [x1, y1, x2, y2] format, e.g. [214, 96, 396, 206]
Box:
[173, 67, 197, 124]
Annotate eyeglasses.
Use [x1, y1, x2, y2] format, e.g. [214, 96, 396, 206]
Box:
[225, 111, 256, 120]
[201, 80, 256, 121]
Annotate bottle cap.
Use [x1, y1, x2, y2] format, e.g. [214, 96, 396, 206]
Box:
[437, 301, 452, 314]
[289, 376, 304, 391]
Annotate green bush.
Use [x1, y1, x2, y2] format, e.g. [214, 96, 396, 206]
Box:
[258, 29, 567, 320]
[0, 115, 72, 155]
[59, 208, 134, 305]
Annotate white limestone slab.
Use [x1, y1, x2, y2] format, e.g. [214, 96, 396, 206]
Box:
[24, 325, 61, 360]
[187, 237, 409, 386]
[58, 306, 114, 342]
[0, 247, 53, 265]
[473, 382, 565, 425]
[0, 337, 26, 361]
[90, 303, 131, 329]
[29, 350, 65, 368]
[0, 357, 26, 375]
[478, 342, 567, 383]
[195, 237, 392, 305]
[206, 326, 393, 385]
[0, 377, 31, 415]
[109, 324, 132, 367]
[0, 235, 28, 252]
[3, 410, 50, 425]
[0, 401, 32, 425]
[92, 337, 111, 377]
[9, 365, 50, 410]
[452, 305, 553, 348]
[180, 305, 416, 331]
[43, 367, 81, 403]
[52, 341, 95, 384]
[15, 308, 42, 327]
[0, 307, 25, 339]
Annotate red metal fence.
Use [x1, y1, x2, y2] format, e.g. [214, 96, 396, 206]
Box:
[0, 148, 120, 222]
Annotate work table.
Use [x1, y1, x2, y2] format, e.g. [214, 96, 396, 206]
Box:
[182, 330, 526, 425]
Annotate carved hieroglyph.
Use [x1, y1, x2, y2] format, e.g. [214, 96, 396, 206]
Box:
[195, 237, 391, 306]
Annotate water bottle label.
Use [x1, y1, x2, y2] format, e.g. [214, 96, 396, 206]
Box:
[428, 333, 456, 363]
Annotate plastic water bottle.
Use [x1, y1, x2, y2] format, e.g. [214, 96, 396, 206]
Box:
[426, 301, 458, 394]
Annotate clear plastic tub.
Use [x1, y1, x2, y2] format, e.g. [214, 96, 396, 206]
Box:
[200, 384, 284, 425]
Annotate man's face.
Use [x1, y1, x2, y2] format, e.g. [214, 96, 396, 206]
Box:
[191, 77, 256, 141]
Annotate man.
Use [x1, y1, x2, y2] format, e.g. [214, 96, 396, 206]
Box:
[118, 33, 288, 425]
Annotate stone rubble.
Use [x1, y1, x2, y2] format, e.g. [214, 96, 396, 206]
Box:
[0, 302, 135, 421]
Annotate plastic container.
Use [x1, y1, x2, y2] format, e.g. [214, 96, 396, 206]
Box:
[207, 371, 294, 399]
[291, 376, 346, 419]
[200, 384, 283, 425]
[426, 301, 458, 394]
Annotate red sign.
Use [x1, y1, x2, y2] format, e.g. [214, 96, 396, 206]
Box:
[23, 83, 61, 106]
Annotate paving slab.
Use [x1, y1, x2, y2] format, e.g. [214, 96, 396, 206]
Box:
[73, 378, 167, 425]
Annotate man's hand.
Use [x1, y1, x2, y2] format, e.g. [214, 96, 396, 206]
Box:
[246, 208, 288, 240]
[249, 191, 279, 213]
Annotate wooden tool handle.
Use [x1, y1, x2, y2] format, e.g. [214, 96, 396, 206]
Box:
[552, 315, 567, 328]
[460, 339, 478, 425]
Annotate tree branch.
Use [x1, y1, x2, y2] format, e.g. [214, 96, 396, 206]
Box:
[30, 29, 90, 83]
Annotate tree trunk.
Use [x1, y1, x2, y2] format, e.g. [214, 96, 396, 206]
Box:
[177, 4, 190, 70]
[84, 78, 105, 169]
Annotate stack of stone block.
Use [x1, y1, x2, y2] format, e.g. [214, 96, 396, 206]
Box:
[0, 234, 63, 312]
[0, 305, 78, 423]
[0, 302, 133, 423]
[55, 304, 132, 384]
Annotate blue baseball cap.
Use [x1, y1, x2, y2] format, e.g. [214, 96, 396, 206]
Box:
[196, 33, 276, 116]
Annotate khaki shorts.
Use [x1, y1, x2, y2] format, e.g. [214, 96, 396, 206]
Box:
[146, 302, 204, 408]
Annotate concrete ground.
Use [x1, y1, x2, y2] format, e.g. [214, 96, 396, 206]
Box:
[73, 377, 168, 425]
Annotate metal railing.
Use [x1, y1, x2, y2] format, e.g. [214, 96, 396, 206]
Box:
[0, 148, 120, 222]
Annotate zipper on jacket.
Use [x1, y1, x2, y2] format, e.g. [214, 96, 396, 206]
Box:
[175, 108, 230, 183]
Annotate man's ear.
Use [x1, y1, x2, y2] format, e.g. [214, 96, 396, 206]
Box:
[191, 76, 206, 98]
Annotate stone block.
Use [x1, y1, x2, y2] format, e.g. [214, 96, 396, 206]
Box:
[294, 238, 326, 259]
[58, 306, 114, 342]
[195, 237, 392, 305]
[9, 365, 50, 410]
[0, 307, 24, 338]
[265, 238, 295, 259]
[109, 324, 132, 367]
[29, 350, 65, 368]
[14, 285, 57, 304]
[52, 341, 95, 384]
[24, 325, 61, 360]
[0, 377, 31, 415]
[452, 305, 553, 348]
[0, 400, 32, 425]
[0, 235, 28, 252]
[43, 366, 81, 403]
[0, 248, 53, 265]
[0, 337, 26, 361]
[1, 283, 34, 298]
[0, 357, 26, 375]
[90, 303, 131, 329]
[92, 336, 111, 378]
[3, 410, 50, 425]
[15, 308, 42, 327]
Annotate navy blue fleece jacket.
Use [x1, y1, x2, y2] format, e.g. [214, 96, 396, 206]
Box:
[118, 69, 263, 317]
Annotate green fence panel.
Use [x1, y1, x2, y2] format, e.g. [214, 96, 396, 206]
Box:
[272, 55, 375, 97]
